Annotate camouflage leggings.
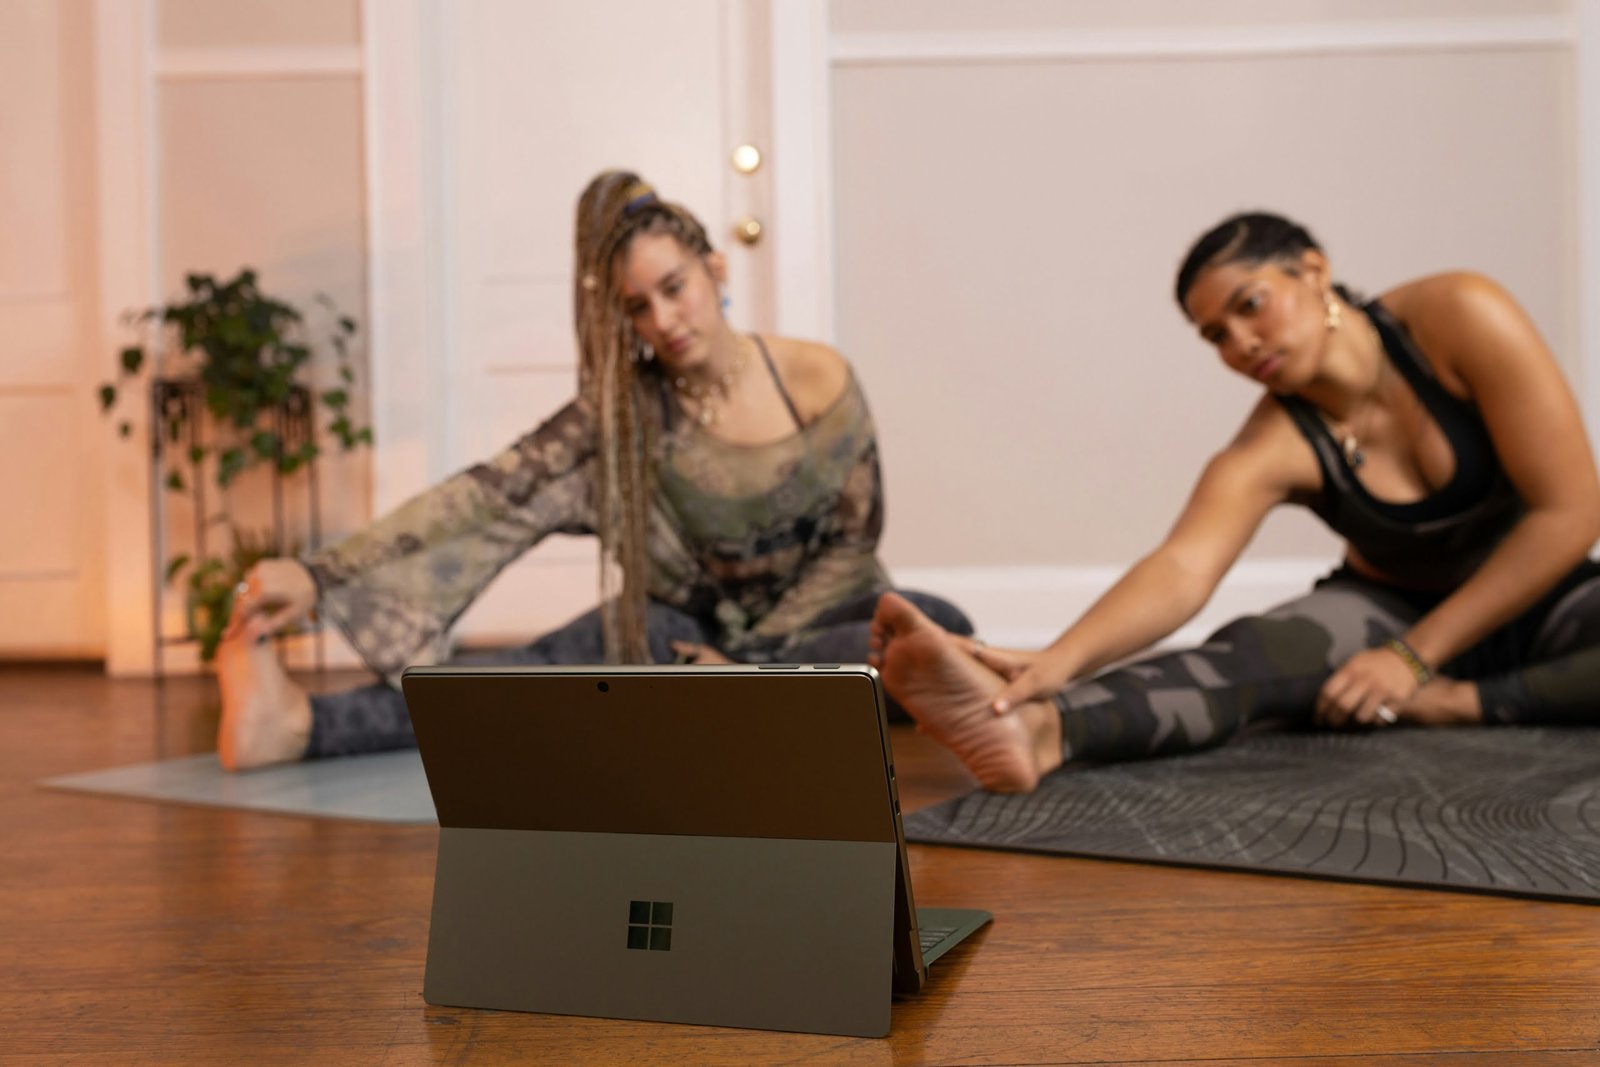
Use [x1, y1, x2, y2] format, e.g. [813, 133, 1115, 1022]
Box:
[304, 589, 971, 759]
[1057, 562, 1600, 764]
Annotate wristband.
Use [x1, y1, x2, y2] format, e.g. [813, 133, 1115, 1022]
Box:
[1383, 637, 1433, 685]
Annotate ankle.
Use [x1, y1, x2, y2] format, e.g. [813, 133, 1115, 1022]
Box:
[1020, 700, 1064, 777]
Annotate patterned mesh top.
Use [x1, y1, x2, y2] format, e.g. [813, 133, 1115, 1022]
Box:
[303, 352, 889, 679]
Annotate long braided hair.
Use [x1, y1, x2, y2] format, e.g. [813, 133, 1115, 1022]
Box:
[573, 170, 716, 662]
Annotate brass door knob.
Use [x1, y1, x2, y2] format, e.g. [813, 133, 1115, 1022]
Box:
[731, 144, 762, 174]
[733, 216, 764, 245]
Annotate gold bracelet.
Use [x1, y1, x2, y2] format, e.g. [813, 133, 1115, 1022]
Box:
[1383, 637, 1434, 685]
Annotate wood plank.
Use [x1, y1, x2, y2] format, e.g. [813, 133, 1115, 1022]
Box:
[2, 668, 1596, 1064]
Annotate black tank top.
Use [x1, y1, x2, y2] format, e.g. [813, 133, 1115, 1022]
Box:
[1278, 300, 1523, 591]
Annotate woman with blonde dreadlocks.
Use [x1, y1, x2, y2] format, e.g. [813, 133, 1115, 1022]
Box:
[215, 170, 971, 770]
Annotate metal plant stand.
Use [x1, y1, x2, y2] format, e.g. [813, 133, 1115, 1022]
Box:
[147, 377, 323, 678]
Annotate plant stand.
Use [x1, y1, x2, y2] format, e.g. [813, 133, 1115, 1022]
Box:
[148, 376, 324, 679]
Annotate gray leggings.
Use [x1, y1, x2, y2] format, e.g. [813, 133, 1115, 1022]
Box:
[1056, 563, 1600, 765]
[305, 589, 971, 759]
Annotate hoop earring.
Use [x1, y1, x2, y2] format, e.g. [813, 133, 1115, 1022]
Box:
[1324, 292, 1342, 331]
[636, 343, 655, 363]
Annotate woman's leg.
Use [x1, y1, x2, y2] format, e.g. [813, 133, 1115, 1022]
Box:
[1054, 582, 1416, 762]
[872, 581, 1420, 791]
[1474, 575, 1600, 724]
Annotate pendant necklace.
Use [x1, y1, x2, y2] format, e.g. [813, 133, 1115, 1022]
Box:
[673, 337, 748, 428]
[1320, 314, 1387, 470]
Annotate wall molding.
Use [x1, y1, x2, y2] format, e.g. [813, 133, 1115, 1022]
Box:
[93, 0, 160, 675]
[769, 0, 835, 342]
[0, 289, 70, 305]
[1578, 2, 1600, 465]
[363, 0, 455, 514]
[155, 45, 362, 81]
[830, 17, 1573, 67]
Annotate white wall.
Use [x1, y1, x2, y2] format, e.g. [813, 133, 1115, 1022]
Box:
[11, 0, 1600, 666]
[819, 0, 1583, 645]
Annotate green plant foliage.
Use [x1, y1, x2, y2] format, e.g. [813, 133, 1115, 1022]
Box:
[185, 529, 293, 661]
[97, 267, 373, 660]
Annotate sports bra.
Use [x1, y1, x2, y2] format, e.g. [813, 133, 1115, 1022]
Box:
[1278, 300, 1523, 591]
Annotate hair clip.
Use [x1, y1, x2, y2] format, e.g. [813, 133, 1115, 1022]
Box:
[622, 184, 659, 217]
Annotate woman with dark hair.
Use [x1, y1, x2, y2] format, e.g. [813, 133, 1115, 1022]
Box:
[217, 170, 970, 770]
[871, 211, 1600, 792]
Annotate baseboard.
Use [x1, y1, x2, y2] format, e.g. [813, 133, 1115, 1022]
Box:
[891, 558, 1335, 650]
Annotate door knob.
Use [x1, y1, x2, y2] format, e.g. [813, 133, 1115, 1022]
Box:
[731, 144, 762, 174]
[733, 216, 764, 245]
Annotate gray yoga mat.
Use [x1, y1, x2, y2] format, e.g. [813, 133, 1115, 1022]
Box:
[43, 749, 436, 824]
[903, 727, 1600, 903]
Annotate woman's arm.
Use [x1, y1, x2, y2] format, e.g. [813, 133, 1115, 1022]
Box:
[294, 398, 599, 679]
[993, 403, 1306, 710]
[1321, 273, 1600, 724]
[1398, 273, 1600, 661]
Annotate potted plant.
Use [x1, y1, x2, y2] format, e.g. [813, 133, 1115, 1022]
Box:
[99, 268, 373, 660]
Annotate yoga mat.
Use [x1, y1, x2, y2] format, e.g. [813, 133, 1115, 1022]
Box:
[903, 727, 1600, 903]
[42, 749, 436, 824]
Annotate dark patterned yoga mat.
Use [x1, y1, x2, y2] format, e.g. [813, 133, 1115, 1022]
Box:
[903, 727, 1600, 902]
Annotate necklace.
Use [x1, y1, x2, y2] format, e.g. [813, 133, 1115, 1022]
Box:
[672, 336, 748, 427]
[1318, 312, 1387, 470]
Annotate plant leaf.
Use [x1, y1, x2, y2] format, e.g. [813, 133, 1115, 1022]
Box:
[250, 430, 280, 458]
[217, 447, 246, 486]
[164, 553, 191, 583]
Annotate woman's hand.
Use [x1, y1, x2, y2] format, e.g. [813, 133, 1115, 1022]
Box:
[670, 641, 732, 665]
[1316, 645, 1421, 728]
[226, 559, 318, 641]
[983, 645, 1074, 715]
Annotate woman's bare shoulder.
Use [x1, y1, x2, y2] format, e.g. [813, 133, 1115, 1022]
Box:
[1226, 393, 1322, 496]
[1379, 272, 1547, 388]
[1380, 270, 1511, 318]
[761, 335, 851, 423]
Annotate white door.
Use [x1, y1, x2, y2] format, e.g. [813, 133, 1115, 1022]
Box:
[366, 0, 775, 644]
[0, 0, 106, 658]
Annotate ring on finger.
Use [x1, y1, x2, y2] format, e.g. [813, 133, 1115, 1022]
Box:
[971, 636, 986, 650]
[234, 581, 251, 600]
[1375, 704, 1398, 725]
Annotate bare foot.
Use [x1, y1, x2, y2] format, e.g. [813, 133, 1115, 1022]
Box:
[215, 633, 312, 771]
[1399, 676, 1483, 726]
[872, 592, 1062, 792]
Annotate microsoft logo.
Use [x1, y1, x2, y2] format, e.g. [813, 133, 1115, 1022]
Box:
[627, 900, 673, 951]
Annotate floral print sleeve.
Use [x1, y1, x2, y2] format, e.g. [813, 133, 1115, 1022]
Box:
[304, 399, 597, 678]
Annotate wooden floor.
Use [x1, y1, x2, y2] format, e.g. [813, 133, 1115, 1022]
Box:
[4, 667, 1597, 1065]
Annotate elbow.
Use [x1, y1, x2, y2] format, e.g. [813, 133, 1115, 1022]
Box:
[1150, 550, 1223, 621]
[1536, 491, 1600, 559]
[1581, 495, 1600, 553]
[1569, 481, 1600, 550]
